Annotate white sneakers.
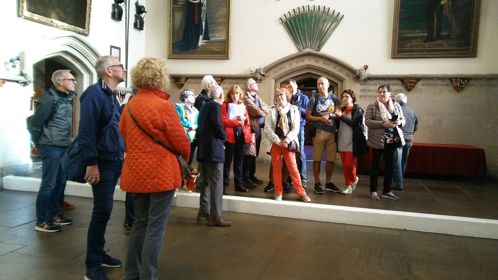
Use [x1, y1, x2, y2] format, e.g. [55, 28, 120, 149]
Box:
[341, 187, 353, 195]
[352, 177, 359, 191]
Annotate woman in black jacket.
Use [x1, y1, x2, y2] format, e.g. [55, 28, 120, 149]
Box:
[336, 89, 368, 195]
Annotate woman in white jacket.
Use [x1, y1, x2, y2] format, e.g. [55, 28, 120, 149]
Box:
[264, 88, 311, 202]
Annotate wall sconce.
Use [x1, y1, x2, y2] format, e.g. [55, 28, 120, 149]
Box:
[111, 0, 125, 21]
[133, 1, 147, 30]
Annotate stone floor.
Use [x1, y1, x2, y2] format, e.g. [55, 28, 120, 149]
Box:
[1, 160, 498, 279]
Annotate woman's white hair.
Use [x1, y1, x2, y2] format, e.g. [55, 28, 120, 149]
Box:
[209, 85, 223, 99]
[201, 75, 216, 90]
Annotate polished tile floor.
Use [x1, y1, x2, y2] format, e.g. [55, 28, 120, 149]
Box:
[1, 160, 498, 279]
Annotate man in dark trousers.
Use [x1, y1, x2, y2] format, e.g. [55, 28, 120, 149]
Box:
[196, 85, 231, 227]
[30, 69, 75, 233]
[79, 56, 126, 280]
[243, 78, 270, 187]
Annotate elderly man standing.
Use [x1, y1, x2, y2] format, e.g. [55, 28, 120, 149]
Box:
[196, 85, 231, 227]
[393, 93, 418, 190]
[243, 78, 270, 188]
[79, 56, 126, 280]
[288, 79, 309, 186]
[30, 70, 75, 233]
[306, 77, 341, 194]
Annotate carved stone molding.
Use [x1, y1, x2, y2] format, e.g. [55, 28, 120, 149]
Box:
[214, 76, 225, 85]
[449, 78, 470, 92]
[400, 78, 420, 92]
[172, 76, 189, 88]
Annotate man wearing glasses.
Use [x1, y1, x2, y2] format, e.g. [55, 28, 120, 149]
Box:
[78, 56, 126, 280]
[30, 70, 76, 233]
[243, 78, 270, 188]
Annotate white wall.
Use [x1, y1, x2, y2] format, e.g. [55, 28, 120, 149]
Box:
[0, 1, 146, 167]
[146, 0, 498, 75]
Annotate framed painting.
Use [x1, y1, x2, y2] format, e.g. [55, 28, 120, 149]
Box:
[18, 0, 92, 36]
[110, 45, 121, 61]
[169, 0, 230, 59]
[391, 0, 480, 58]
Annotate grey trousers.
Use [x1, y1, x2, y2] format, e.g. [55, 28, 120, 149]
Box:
[124, 190, 175, 280]
[199, 162, 224, 219]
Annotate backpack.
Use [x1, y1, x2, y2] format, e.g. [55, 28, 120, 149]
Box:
[26, 89, 58, 138]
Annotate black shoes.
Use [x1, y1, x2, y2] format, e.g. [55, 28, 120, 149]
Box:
[250, 176, 264, 184]
[243, 180, 258, 188]
[313, 183, 325, 194]
[235, 186, 249, 192]
[207, 217, 232, 227]
[392, 185, 404, 191]
[264, 183, 274, 193]
[197, 212, 210, 222]
[325, 182, 341, 193]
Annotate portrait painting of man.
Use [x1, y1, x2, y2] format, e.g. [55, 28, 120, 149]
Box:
[392, 0, 480, 58]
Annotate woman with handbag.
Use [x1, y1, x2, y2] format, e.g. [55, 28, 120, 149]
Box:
[335, 89, 369, 195]
[365, 84, 405, 201]
[119, 57, 190, 279]
[221, 85, 252, 193]
[264, 88, 311, 202]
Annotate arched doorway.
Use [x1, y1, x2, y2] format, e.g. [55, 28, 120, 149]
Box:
[29, 36, 100, 134]
[259, 50, 358, 147]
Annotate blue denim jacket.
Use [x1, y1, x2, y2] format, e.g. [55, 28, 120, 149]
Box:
[78, 80, 125, 165]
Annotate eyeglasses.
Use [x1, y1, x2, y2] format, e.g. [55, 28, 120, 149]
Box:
[108, 64, 125, 70]
[61, 78, 77, 83]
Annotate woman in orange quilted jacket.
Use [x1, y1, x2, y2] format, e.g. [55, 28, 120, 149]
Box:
[119, 57, 190, 280]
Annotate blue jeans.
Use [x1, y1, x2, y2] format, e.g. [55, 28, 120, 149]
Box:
[297, 128, 307, 182]
[124, 190, 175, 280]
[85, 159, 122, 270]
[36, 144, 67, 223]
[393, 140, 413, 188]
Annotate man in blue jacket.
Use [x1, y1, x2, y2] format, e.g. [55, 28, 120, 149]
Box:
[30, 69, 76, 233]
[79, 56, 126, 280]
[196, 85, 231, 227]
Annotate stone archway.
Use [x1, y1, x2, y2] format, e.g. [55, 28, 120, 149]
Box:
[27, 36, 100, 133]
[258, 50, 358, 105]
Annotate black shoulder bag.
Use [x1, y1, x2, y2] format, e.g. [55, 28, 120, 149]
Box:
[126, 105, 193, 182]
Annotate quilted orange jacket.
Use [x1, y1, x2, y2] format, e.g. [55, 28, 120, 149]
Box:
[119, 88, 190, 193]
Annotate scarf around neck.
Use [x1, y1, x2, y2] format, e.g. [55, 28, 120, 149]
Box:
[376, 97, 394, 122]
[277, 104, 291, 136]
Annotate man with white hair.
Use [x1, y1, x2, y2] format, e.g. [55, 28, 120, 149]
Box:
[30, 69, 76, 233]
[196, 85, 231, 227]
[194, 74, 217, 111]
[393, 93, 418, 190]
[243, 78, 270, 187]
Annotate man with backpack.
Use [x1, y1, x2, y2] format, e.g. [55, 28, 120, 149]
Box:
[29, 69, 75, 233]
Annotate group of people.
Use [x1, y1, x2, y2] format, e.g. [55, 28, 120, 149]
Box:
[28, 54, 418, 280]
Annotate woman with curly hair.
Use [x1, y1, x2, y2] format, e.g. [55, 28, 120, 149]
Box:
[119, 57, 190, 279]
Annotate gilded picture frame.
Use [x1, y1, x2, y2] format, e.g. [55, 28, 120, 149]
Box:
[169, 0, 230, 59]
[391, 0, 480, 58]
[18, 0, 92, 36]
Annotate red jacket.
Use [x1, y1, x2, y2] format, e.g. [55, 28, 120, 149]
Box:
[221, 102, 252, 143]
[119, 88, 190, 193]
